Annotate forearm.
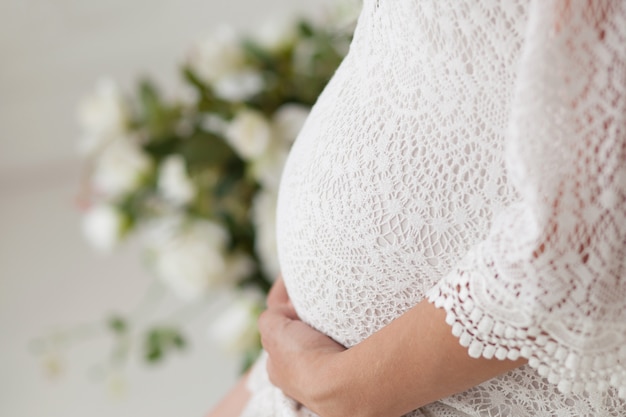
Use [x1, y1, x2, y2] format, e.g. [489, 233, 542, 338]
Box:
[314, 299, 526, 417]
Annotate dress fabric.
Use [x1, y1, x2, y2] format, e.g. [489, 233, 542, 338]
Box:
[241, 1, 626, 416]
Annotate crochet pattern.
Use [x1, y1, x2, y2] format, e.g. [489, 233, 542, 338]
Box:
[243, 1, 626, 415]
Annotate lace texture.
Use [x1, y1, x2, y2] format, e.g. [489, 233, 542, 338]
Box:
[244, 1, 626, 415]
[427, 0, 626, 399]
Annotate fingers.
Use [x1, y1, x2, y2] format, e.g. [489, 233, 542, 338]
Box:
[258, 305, 302, 372]
[259, 305, 298, 342]
[267, 275, 290, 308]
[258, 306, 307, 394]
[259, 302, 348, 407]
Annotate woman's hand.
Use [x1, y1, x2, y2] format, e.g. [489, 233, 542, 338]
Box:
[259, 280, 526, 417]
[259, 277, 347, 415]
[265, 274, 291, 309]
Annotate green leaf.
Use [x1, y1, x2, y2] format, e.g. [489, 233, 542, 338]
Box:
[138, 79, 162, 122]
[182, 66, 209, 93]
[297, 20, 314, 37]
[136, 78, 184, 136]
[142, 136, 180, 160]
[143, 327, 187, 364]
[145, 345, 162, 362]
[172, 333, 186, 349]
[181, 133, 235, 169]
[213, 165, 247, 198]
[241, 39, 274, 65]
[108, 316, 127, 335]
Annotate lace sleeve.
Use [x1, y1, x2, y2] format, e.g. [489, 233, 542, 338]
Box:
[427, 0, 626, 398]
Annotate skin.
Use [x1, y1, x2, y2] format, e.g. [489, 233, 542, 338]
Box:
[252, 4, 609, 415]
[205, 4, 612, 415]
[258, 278, 526, 417]
[205, 277, 526, 417]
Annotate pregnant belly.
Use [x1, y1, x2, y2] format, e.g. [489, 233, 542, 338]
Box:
[274, 48, 511, 348]
[275, 140, 485, 348]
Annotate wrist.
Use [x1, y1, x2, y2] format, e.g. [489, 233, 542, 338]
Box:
[307, 349, 380, 417]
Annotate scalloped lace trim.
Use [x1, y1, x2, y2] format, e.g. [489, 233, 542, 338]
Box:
[427, 247, 626, 399]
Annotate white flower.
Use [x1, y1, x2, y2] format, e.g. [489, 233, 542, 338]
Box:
[250, 145, 289, 190]
[251, 189, 280, 278]
[82, 204, 126, 252]
[208, 288, 263, 354]
[188, 26, 246, 85]
[246, 105, 308, 188]
[224, 252, 255, 283]
[92, 137, 152, 198]
[200, 113, 228, 135]
[148, 220, 246, 300]
[272, 104, 310, 144]
[224, 109, 272, 160]
[329, 0, 362, 30]
[176, 85, 201, 107]
[158, 156, 195, 205]
[213, 69, 264, 102]
[189, 28, 266, 101]
[77, 78, 128, 156]
[255, 17, 298, 52]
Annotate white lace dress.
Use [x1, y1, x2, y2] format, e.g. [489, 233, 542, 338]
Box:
[242, 1, 626, 416]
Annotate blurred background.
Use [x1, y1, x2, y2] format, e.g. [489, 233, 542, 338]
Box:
[0, 0, 345, 416]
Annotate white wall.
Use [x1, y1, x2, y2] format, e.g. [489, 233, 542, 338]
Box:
[0, 1, 324, 416]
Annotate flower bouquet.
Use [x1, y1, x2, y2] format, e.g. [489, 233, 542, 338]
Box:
[73, 8, 356, 372]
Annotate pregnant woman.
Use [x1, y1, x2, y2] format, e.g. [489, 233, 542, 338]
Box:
[210, 1, 626, 416]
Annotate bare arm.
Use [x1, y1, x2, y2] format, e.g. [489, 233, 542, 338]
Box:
[259, 286, 526, 417]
